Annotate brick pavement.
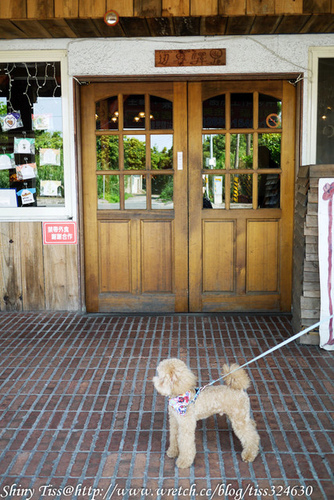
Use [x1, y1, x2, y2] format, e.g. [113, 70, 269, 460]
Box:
[0, 312, 333, 499]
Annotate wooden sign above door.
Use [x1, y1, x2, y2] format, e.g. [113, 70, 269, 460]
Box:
[155, 49, 226, 67]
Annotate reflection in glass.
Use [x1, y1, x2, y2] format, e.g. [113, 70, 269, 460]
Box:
[123, 95, 145, 129]
[0, 61, 64, 208]
[317, 58, 334, 164]
[97, 175, 120, 209]
[258, 134, 281, 168]
[230, 174, 252, 208]
[258, 174, 280, 208]
[202, 174, 224, 209]
[96, 96, 118, 130]
[150, 96, 173, 130]
[259, 94, 282, 129]
[230, 134, 253, 169]
[152, 175, 173, 209]
[151, 135, 173, 170]
[124, 135, 146, 170]
[96, 136, 119, 170]
[203, 94, 226, 129]
[231, 93, 253, 128]
[202, 134, 226, 169]
[124, 175, 146, 209]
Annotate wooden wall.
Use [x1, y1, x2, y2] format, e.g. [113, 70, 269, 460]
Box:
[292, 165, 333, 342]
[0, 0, 333, 19]
[0, 222, 80, 311]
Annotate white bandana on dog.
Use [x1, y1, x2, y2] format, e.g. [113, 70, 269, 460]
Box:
[169, 388, 201, 415]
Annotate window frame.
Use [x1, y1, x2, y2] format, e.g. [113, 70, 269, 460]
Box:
[0, 49, 75, 221]
[308, 46, 334, 165]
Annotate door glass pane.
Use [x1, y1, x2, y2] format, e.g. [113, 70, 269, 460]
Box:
[230, 134, 253, 169]
[230, 174, 252, 208]
[124, 135, 146, 170]
[124, 175, 146, 209]
[97, 175, 120, 209]
[317, 58, 334, 164]
[258, 174, 280, 208]
[202, 134, 226, 169]
[258, 134, 281, 168]
[151, 135, 173, 170]
[151, 175, 173, 209]
[203, 174, 225, 209]
[96, 136, 119, 170]
[231, 93, 253, 128]
[203, 94, 226, 129]
[150, 96, 173, 130]
[259, 94, 282, 129]
[95, 96, 118, 130]
[123, 95, 145, 130]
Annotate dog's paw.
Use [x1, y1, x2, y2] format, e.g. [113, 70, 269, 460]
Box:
[176, 456, 194, 469]
[166, 447, 178, 459]
[241, 448, 258, 463]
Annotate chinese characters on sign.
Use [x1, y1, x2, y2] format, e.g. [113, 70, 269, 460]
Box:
[155, 49, 226, 67]
[43, 222, 77, 245]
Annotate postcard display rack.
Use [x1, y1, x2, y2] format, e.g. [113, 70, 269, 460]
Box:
[0, 61, 62, 208]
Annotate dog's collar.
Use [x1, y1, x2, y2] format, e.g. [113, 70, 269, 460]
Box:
[169, 388, 201, 415]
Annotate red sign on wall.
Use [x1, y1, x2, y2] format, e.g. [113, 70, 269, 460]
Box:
[43, 222, 77, 245]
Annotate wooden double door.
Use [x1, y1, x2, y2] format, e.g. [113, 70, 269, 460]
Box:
[81, 80, 295, 313]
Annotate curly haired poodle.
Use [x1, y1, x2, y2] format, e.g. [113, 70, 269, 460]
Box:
[153, 358, 260, 469]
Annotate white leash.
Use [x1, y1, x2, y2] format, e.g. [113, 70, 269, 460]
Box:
[200, 316, 334, 392]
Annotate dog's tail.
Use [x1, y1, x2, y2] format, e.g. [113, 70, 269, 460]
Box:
[222, 364, 251, 391]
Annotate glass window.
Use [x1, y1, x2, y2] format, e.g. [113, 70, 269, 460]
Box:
[97, 175, 120, 209]
[150, 135, 173, 170]
[151, 175, 173, 209]
[258, 134, 281, 169]
[150, 96, 173, 130]
[202, 134, 226, 169]
[124, 135, 146, 170]
[258, 174, 280, 208]
[96, 136, 119, 170]
[230, 174, 252, 208]
[231, 93, 253, 128]
[230, 134, 253, 169]
[317, 58, 334, 164]
[124, 175, 146, 209]
[0, 52, 71, 218]
[95, 93, 174, 211]
[203, 94, 225, 129]
[123, 95, 145, 130]
[95, 96, 118, 130]
[203, 174, 224, 209]
[259, 94, 282, 129]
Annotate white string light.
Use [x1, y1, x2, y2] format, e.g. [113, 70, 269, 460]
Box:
[52, 62, 61, 97]
[23, 62, 33, 109]
[34, 62, 43, 100]
[6, 63, 18, 113]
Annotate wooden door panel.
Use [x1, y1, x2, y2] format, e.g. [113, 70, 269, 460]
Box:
[246, 220, 279, 292]
[82, 81, 188, 312]
[141, 220, 173, 293]
[188, 80, 295, 312]
[99, 220, 131, 293]
[203, 220, 234, 292]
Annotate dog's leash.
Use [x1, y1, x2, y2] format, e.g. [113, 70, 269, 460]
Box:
[198, 315, 334, 392]
[170, 316, 333, 414]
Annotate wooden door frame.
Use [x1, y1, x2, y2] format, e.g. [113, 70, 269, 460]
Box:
[79, 75, 298, 313]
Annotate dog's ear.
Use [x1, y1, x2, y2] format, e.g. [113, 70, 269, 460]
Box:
[170, 362, 197, 395]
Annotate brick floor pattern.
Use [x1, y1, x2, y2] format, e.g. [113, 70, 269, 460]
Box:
[0, 313, 333, 500]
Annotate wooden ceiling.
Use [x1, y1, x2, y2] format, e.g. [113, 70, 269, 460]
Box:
[0, 0, 333, 39]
